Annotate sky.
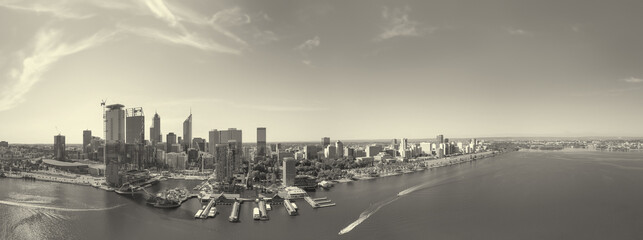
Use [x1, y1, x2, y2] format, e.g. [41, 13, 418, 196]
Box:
[1, 0, 642, 144]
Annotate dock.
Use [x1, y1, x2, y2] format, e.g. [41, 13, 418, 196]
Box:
[199, 198, 216, 219]
[283, 199, 298, 216]
[258, 199, 269, 220]
[229, 201, 240, 222]
[304, 196, 336, 209]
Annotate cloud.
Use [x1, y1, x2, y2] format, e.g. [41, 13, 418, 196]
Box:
[375, 6, 428, 41]
[144, 0, 179, 27]
[507, 28, 533, 36]
[622, 77, 643, 83]
[295, 36, 320, 51]
[0, 1, 94, 19]
[210, 7, 250, 26]
[119, 25, 241, 54]
[0, 28, 119, 112]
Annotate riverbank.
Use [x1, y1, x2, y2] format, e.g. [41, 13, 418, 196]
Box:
[342, 151, 500, 182]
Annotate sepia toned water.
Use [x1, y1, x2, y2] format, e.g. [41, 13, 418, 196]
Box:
[2, 151, 643, 240]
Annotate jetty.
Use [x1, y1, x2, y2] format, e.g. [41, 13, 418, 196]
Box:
[229, 201, 240, 222]
[304, 196, 336, 209]
[283, 199, 298, 216]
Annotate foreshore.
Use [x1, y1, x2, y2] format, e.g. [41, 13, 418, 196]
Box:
[341, 151, 500, 182]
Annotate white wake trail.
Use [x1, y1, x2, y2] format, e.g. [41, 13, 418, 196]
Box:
[0, 200, 125, 212]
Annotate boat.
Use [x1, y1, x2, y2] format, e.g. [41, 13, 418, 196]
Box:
[318, 180, 334, 189]
[292, 203, 298, 210]
[266, 204, 272, 211]
[229, 201, 240, 222]
[194, 209, 203, 218]
[284, 199, 298, 216]
[253, 207, 261, 220]
[208, 207, 217, 218]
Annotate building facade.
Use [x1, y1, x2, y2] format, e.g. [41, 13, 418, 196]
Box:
[106, 104, 125, 143]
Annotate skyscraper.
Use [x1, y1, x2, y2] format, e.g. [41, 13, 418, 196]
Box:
[282, 157, 296, 187]
[83, 130, 91, 154]
[182, 113, 192, 149]
[166, 132, 177, 153]
[335, 140, 344, 159]
[150, 112, 161, 145]
[400, 138, 408, 158]
[106, 104, 125, 143]
[54, 134, 65, 161]
[126, 107, 145, 144]
[436, 135, 444, 144]
[208, 129, 220, 154]
[215, 140, 240, 182]
[322, 137, 330, 148]
[256, 127, 266, 162]
[218, 128, 242, 156]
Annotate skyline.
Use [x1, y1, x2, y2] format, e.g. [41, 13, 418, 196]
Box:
[1, 0, 643, 144]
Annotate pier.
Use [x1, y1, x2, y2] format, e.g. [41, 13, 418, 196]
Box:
[304, 196, 336, 209]
[258, 199, 269, 220]
[283, 199, 298, 216]
[229, 201, 240, 222]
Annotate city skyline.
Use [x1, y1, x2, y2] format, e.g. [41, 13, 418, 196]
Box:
[2, 0, 643, 144]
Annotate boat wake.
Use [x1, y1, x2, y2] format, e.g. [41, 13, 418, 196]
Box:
[0, 200, 125, 212]
[338, 197, 398, 235]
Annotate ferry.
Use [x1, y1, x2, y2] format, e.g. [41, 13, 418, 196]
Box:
[266, 204, 272, 211]
[194, 209, 203, 218]
[284, 200, 298, 216]
[208, 207, 217, 218]
[292, 203, 298, 210]
[253, 207, 261, 220]
[229, 201, 240, 222]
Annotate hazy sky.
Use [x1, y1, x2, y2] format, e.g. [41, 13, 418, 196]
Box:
[1, 0, 642, 144]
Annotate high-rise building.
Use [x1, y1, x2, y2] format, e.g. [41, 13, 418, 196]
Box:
[400, 138, 408, 158]
[256, 127, 266, 162]
[282, 157, 296, 187]
[150, 112, 161, 145]
[166, 132, 177, 153]
[436, 135, 444, 144]
[54, 134, 65, 161]
[219, 128, 242, 156]
[324, 145, 336, 159]
[215, 141, 240, 182]
[106, 104, 125, 143]
[105, 142, 125, 187]
[126, 107, 145, 144]
[0, 141, 8, 147]
[335, 140, 344, 159]
[83, 130, 91, 154]
[366, 145, 383, 157]
[183, 113, 192, 149]
[321, 137, 330, 148]
[192, 138, 206, 152]
[208, 130, 220, 154]
[303, 145, 319, 160]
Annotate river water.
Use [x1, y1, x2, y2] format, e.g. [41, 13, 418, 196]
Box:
[2, 151, 643, 240]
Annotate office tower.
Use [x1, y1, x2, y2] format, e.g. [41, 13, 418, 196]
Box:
[335, 140, 344, 158]
[192, 138, 206, 151]
[436, 135, 444, 144]
[321, 137, 330, 148]
[470, 138, 477, 152]
[183, 113, 192, 149]
[83, 130, 91, 154]
[303, 145, 319, 160]
[54, 134, 66, 161]
[105, 142, 124, 187]
[106, 104, 125, 143]
[126, 107, 145, 144]
[400, 138, 408, 158]
[150, 112, 161, 145]
[0, 141, 8, 147]
[366, 145, 383, 157]
[324, 145, 336, 159]
[215, 141, 240, 182]
[256, 127, 266, 161]
[444, 138, 449, 144]
[178, 137, 182, 146]
[208, 130, 220, 154]
[218, 128, 242, 156]
[166, 132, 177, 153]
[282, 157, 296, 187]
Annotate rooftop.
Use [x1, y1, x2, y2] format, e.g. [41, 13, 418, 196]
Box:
[42, 159, 88, 167]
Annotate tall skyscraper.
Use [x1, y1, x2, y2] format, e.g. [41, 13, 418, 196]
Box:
[106, 104, 125, 143]
[208, 129, 220, 154]
[83, 130, 91, 154]
[166, 132, 177, 153]
[182, 113, 192, 149]
[256, 127, 266, 161]
[126, 107, 145, 144]
[335, 140, 344, 159]
[54, 134, 65, 161]
[322, 137, 330, 148]
[215, 140, 240, 182]
[436, 134, 444, 144]
[400, 138, 408, 158]
[219, 128, 242, 155]
[282, 157, 296, 187]
[150, 112, 161, 145]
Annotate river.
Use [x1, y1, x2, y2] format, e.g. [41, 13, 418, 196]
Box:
[2, 151, 643, 239]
